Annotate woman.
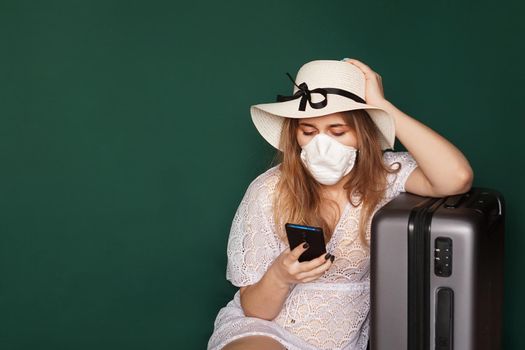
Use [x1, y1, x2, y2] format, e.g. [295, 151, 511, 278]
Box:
[207, 58, 473, 350]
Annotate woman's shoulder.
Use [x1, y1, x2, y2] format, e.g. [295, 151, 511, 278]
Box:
[252, 164, 282, 183]
[382, 150, 415, 168]
[381, 150, 419, 196]
[243, 164, 282, 201]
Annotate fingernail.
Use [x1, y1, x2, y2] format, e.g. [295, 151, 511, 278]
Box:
[303, 242, 309, 249]
[325, 253, 331, 260]
[330, 255, 335, 262]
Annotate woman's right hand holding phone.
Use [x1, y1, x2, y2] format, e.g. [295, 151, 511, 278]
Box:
[268, 242, 335, 288]
[239, 242, 335, 320]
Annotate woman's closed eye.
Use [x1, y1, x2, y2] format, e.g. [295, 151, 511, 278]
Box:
[302, 131, 346, 136]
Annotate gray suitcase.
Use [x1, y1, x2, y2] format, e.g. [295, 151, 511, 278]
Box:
[370, 188, 505, 350]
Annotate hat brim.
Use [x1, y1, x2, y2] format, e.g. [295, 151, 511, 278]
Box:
[250, 94, 396, 151]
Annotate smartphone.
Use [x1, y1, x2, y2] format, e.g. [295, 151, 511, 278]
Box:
[285, 223, 327, 262]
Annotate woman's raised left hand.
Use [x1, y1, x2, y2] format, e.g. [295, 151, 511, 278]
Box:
[343, 58, 389, 108]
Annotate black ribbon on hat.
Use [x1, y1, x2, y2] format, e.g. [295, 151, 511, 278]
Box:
[276, 72, 366, 111]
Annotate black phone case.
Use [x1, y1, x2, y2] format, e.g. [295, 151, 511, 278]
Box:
[285, 223, 327, 262]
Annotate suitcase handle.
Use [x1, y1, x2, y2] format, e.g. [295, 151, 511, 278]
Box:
[444, 193, 468, 208]
[444, 188, 504, 217]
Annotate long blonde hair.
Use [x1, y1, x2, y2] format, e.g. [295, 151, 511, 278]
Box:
[270, 109, 400, 249]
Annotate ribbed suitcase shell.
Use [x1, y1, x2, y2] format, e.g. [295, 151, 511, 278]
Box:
[370, 188, 504, 350]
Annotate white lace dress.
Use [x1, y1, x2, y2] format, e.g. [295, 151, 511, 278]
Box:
[208, 151, 418, 350]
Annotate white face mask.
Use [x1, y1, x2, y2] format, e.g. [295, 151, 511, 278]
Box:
[300, 133, 358, 185]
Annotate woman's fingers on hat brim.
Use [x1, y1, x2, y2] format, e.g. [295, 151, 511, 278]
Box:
[344, 58, 374, 74]
[343, 57, 367, 67]
[348, 59, 383, 81]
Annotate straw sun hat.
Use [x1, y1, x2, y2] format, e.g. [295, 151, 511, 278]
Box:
[250, 59, 396, 151]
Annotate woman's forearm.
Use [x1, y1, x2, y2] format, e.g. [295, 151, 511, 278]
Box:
[378, 100, 474, 195]
[239, 265, 292, 320]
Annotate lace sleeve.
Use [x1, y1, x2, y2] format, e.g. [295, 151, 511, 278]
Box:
[383, 151, 419, 200]
[225, 172, 281, 288]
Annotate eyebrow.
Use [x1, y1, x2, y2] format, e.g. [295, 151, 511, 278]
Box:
[299, 122, 348, 128]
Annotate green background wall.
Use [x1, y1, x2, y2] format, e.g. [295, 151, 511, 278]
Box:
[1, 0, 523, 348]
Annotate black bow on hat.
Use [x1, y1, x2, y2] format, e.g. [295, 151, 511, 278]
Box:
[276, 72, 366, 111]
